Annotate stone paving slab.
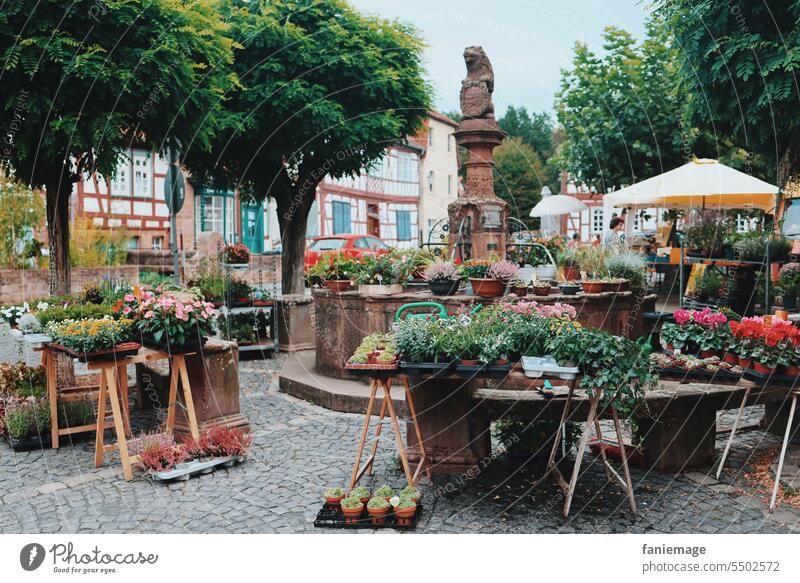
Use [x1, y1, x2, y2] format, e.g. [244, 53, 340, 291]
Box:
[0, 335, 799, 533]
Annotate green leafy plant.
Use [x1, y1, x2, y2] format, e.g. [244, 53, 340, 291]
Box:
[605, 251, 646, 292]
[340, 496, 363, 510]
[461, 259, 491, 279]
[374, 485, 394, 498]
[323, 487, 344, 499]
[350, 486, 370, 500]
[493, 419, 581, 458]
[36, 303, 115, 327]
[367, 497, 389, 510]
[4, 398, 51, 439]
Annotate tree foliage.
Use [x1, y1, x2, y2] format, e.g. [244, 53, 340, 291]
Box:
[0, 170, 44, 269]
[0, 0, 238, 292]
[555, 23, 688, 192]
[492, 138, 545, 227]
[193, 0, 432, 293]
[655, 0, 800, 186]
[499, 106, 553, 160]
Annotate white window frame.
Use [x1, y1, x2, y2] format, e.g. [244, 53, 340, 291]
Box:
[591, 207, 604, 234]
[132, 151, 151, 198]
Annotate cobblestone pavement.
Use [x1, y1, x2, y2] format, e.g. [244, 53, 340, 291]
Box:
[0, 336, 798, 534]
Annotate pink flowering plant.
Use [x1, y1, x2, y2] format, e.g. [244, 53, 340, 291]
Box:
[660, 307, 731, 353]
[134, 290, 218, 349]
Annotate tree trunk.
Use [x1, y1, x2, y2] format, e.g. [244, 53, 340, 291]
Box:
[778, 143, 800, 191]
[45, 177, 72, 296]
[276, 187, 317, 295]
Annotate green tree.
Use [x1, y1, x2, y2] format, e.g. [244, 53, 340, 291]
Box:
[0, 0, 237, 293]
[655, 1, 799, 188]
[192, 0, 431, 293]
[499, 106, 553, 159]
[493, 137, 545, 227]
[0, 170, 44, 269]
[555, 23, 687, 192]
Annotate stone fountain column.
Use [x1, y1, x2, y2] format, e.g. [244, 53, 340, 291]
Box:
[448, 46, 509, 262]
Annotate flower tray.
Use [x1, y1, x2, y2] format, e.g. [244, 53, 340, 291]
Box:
[48, 341, 140, 363]
[657, 366, 741, 384]
[313, 503, 421, 530]
[151, 456, 244, 482]
[741, 368, 799, 388]
[399, 360, 455, 377]
[8, 433, 52, 452]
[455, 363, 511, 379]
[141, 335, 208, 354]
[345, 362, 400, 378]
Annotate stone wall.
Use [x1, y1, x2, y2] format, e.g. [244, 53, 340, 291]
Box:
[0, 266, 140, 304]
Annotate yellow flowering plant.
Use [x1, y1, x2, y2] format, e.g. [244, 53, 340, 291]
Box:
[47, 317, 134, 353]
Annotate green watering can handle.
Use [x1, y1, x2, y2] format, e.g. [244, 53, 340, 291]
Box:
[470, 304, 484, 315]
[394, 302, 448, 322]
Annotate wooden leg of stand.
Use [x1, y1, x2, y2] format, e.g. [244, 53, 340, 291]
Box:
[563, 395, 599, 518]
[383, 380, 414, 488]
[349, 379, 378, 491]
[546, 385, 574, 474]
[594, 417, 614, 483]
[46, 348, 59, 449]
[165, 359, 179, 434]
[770, 392, 798, 511]
[402, 376, 431, 481]
[366, 391, 388, 477]
[177, 355, 199, 439]
[612, 409, 637, 514]
[105, 368, 132, 481]
[116, 363, 132, 437]
[94, 369, 108, 468]
[716, 386, 751, 480]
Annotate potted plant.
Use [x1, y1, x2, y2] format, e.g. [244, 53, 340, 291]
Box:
[374, 484, 394, 502]
[366, 497, 390, 525]
[558, 248, 581, 282]
[323, 487, 346, 508]
[354, 250, 408, 295]
[228, 278, 253, 307]
[391, 494, 417, 525]
[779, 262, 800, 311]
[509, 276, 529, 297]
[399, 485, 421, 504]
[350, 486, 371, 505]
[533, 281, 552, 296]
[47, 317, 139, 362]
[558, 282, 581, 295]
[3, 397, 51, 450]
[222, 243, 250, 266]
[133, 290, 218, 351]
[423, 260, 462, 296]
[339, 495, 364, 523]
[605, 251, 646, 294]
[318, 251, 358, 292]
[462, 259, 495, 297]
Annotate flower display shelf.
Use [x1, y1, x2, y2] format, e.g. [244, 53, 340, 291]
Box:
[151, 456, 244, 482]
[741, 368, 799, 388]
[399, 360, 454, 377]
[47, 341, 140, 363]
[314, 503, 421, 531]
[344, 362, 400, 378]
[656, 365, 742, 384]
[8, 434, 52, 452]
[455, 363, 511, 379]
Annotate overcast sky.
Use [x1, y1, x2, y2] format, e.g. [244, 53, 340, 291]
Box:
[349, 0, 651, 117]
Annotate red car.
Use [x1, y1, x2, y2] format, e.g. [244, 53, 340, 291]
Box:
[304, 234, 390, 270]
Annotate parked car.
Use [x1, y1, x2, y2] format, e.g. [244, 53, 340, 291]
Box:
[304, 234, 389, 270]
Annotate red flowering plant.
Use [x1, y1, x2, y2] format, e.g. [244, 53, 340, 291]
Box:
[660, 307, 730, 353]
[730, 317, 799, 369]
[222, 243, 250, 265]
[133, 290, 218, 349]
[182, 426, 253, 459]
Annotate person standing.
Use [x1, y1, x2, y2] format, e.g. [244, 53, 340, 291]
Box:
[603, 217, 625, 248]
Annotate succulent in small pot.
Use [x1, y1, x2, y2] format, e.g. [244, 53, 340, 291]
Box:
[376, 351, 398, 365]
[391, 494, 417, 524]
[509, 277, 529, 297]
[400, 485, 421, 504]
[366, 497, 390, 524]
[323, 487, 346, 507]
[350, 485, 371, 505]
[339, 495, 365, 523]
[423, 260, 462, 296]
[348, 353, 369, 365]
[559, 282, 581, 296]
[374, 484, 394, 501]
[533, 282, 552, 296]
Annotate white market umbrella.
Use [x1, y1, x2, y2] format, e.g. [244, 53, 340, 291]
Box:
[529, 194, 588, 217]
[538, 186, 561, 236]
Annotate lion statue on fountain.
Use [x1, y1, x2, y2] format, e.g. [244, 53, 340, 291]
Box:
[459, 46, 495, 119]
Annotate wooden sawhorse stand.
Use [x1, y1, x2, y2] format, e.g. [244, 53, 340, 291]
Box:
[89, 350, 200, 481]
[544, 387, 637, 517]
[348, 375, 431, 490]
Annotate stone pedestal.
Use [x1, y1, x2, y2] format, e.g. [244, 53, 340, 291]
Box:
[276, 294, 315, 352]
[448, 118, 509, 261]
[135, 339, 249, 435]
[405, 376, 490, 475]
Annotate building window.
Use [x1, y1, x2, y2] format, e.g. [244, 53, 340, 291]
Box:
[332, 201, 351, 234]
[198, 192, 235, 242]
[109, 154, 130, 196]
[427, 171, 434, 192]
[152, 236, 163, 251]
[132, 151, 151, 198]
[428, 127, 434, 148]
[128, 236, 140, 250]
[591, 208, 604, 234]
[396, 210, 412, 241]
[447, 175, 452, 195]
[306, 199, 320, 238]
[447, 134, 452, 152]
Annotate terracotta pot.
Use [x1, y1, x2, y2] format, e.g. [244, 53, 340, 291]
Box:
[394, 504, 417, 525]
[461, 359, 480, 366]
[510, 286, 528, 297]
[324, 494, 345, 508]
[323, 279, 351, 293]
[581, 281, 605, 294]
[723, 352, 739, 365]
[358, 496, 371, 506]
[341, 504, 364, 523]
[367, 506, 389, 525]
[469, 277, 506, 298]
[564, 267, 581, 281]
[752, 362, 774, 375]
[494, 358, 510, 366]
[738, 357, 752, 368]
[784, 365, 800, 376]
[666, 343, 675, 352]
[533, 286, 551, 296]
[699, 350, 717, 359]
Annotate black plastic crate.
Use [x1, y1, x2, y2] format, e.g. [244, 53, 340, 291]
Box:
[658, 366, 742, 384]
[399, 361, 454, 377]
[455, 363, 511, 379]
[313, 503, 421, 531]
[742, 368, 799, 388]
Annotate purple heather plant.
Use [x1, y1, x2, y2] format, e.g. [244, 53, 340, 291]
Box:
[487, 260, 519, 282]
[423, 260, 462, 282]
